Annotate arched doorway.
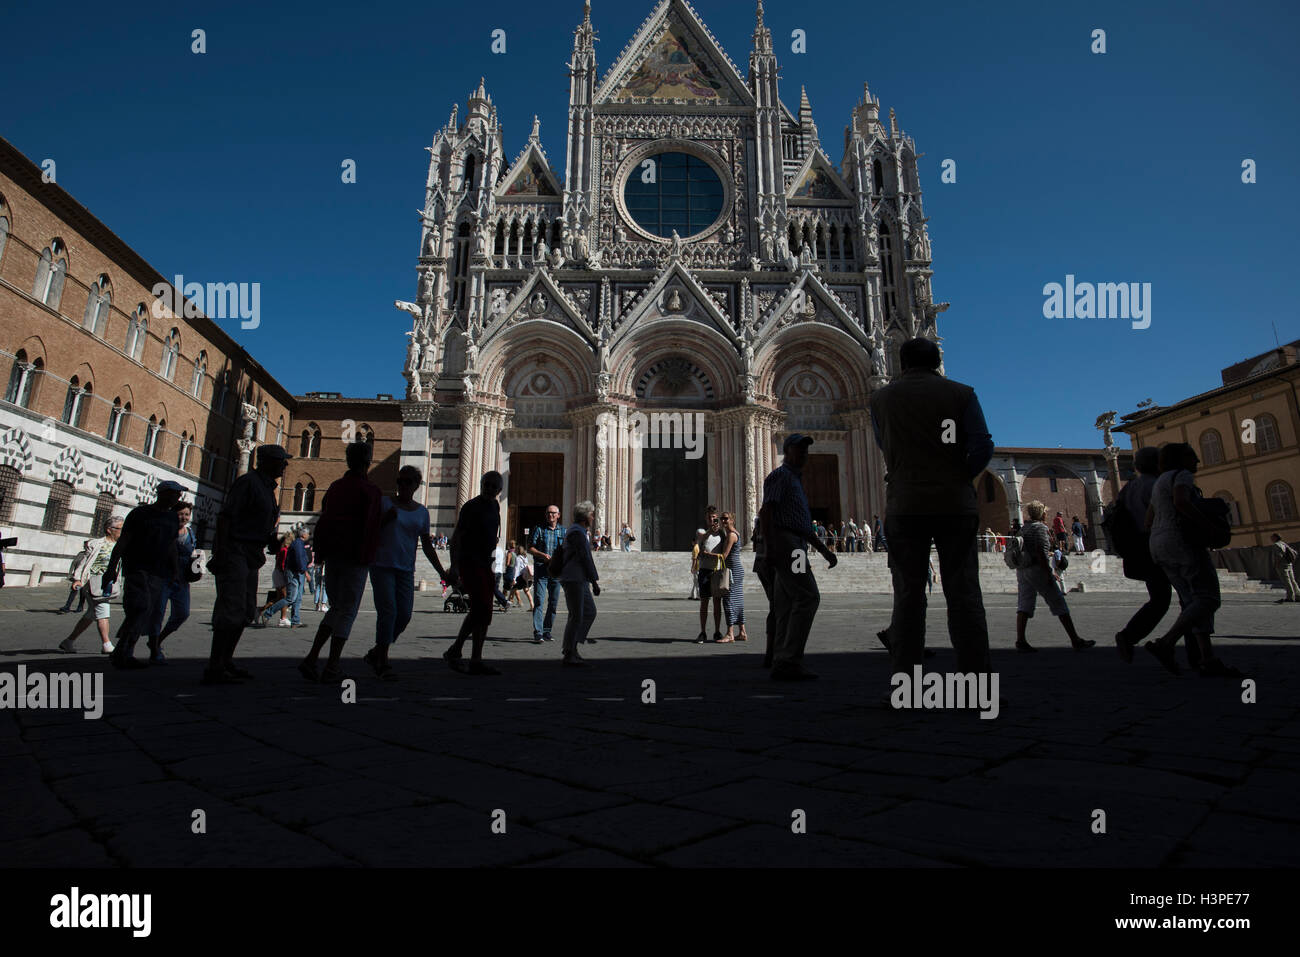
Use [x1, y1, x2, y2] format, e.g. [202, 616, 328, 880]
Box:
[636, 356, 711, 552]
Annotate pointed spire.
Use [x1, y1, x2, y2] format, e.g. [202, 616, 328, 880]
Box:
[583, 0, 591, 25]
[448, 103, 459, 129]
[752, 0, 772, 54]
[473, 77, 487, 100]
[800, 85, 811, 116]
[756, 0, 765, 29]
[889, 107, 898, 136]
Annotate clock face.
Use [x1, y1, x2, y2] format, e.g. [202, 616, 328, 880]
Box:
[623, 151, 725, 239]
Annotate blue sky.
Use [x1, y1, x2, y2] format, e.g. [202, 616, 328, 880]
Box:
[2, 0, 1296, 449]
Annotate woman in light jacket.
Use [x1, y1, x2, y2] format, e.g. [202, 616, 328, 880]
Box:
[559, 500, 601, 667]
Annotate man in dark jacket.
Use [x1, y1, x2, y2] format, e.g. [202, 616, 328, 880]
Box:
[1114, 446, 1172, 662]
[869, 338, 994, 676]
[445, 471, 504, 675]
[103, 480, 183, 668]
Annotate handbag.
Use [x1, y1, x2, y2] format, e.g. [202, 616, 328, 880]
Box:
[1180, 495, 1232, 550]
[711, 567, 730, 594]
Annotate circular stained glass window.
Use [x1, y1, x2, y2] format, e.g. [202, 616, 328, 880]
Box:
[623, 151, 725, 239]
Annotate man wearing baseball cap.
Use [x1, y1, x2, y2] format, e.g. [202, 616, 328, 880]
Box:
[102, 479, 183, 668]
[759, 433, 838, 680]
[205, 444, 288, 684]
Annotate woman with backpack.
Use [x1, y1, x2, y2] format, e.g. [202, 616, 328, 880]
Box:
[1013, 500, 1094, 652]
[1142, 443, 1239, 677]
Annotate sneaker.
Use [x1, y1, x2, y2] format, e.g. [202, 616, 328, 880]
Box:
[533, 632, 544, 644]
[694, 631, 706, 644]
[278, 619, 292, 628]
[57, 638, 76, 654]
[321, 604, 330, 612]
[542, 633, 554, 643]
[101, 641, 115, 654]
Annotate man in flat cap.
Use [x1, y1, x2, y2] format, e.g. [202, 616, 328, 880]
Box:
[205, 445, 288, 684]
[759, 433, 837, 680]
[103, 479, 183, 668]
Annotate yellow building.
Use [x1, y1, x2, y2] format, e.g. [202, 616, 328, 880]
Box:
[1115, 341, 1300, 547]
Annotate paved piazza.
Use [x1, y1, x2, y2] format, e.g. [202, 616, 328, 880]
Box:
[1, 583, 1297, 867]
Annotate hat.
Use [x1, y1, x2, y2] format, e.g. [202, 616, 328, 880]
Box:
[256, 445, 292, 466]
[783, 433, 815, 453]
[157, 480, 185, 493]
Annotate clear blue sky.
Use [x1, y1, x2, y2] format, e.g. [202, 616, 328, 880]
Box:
[3, 0, 1296, 449]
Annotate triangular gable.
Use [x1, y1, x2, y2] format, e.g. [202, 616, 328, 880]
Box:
[497, 141, 562, 200]
[483, 268, 595, 345]
[612, 259, 739, 347]
[755, 272, 870, 346]
[787, 151, 854, 203]
[598, 0, 753, 107]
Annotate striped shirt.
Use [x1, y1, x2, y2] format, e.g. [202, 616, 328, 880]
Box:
[762, 464, 815, 548]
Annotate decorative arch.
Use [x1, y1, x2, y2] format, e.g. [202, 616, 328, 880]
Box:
[49, 445, 85, 486]
[0, 426, 34, 472]
[480, 323, 593, 397]
[634, 356, 715, 406]
[611, 321, 739, 400]
[756, 324, 872, 400]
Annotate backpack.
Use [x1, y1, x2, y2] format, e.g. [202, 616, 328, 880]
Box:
[1003, 536, 1026, 570]
[1055, 552, 1069, 572]
[1180, 494, 1232, 550]
[1101, 497, 1143, 560]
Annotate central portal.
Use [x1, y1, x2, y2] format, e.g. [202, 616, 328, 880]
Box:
[508, 452, 564, 545]
[641, 445, 707, 553]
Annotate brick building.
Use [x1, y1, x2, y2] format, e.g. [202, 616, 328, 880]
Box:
[0, 136, 292, 583]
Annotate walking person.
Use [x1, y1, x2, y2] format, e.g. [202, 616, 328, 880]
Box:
[694, 507, 726, 643]
[719, 511, 748, 643]
[1052, 511, 1068, 548]
[1270, 533, 1298, 603]
[362, 466, 448, 680]
[313, 552, 329, 612]
[1143, 443, 1238, 677]
[1014, 500, 1093, 651]
[843, 518, 858, 555]
[443, 471, 505, 675]
[261, 528, 309, 628]
[509, 544, 534, 610]
[57, 518, 123, 655]
[873, 515, 885, 552]
[620, 520, 635, 552]
[146, 500, 197, 663]
[300, 441, 383, 683]
[57, 541, 91, 614]
[102, 480, 184, 669]
[528, 504, 564, 644]
[206, 445, 288, 685]
[1113, 447, 1172, 660]
[558, 500, 601, 666]
[760, 435, 838, 679]
[257, 532, 292, 626]
[492, 543, 510, 612]
[869, 337, 994, 677]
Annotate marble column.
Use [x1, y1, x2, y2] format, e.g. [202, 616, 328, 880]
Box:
[457, 408, 478, 507]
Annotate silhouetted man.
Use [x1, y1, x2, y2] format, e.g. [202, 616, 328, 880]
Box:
[446, 471, 504, 675]
[103, 480, 183, 668]
[300, 440, 383, 683]
[870, 337, 994, 676]
[760, 434, 837, 680]
[1114, 446, 1172, 660]
[207, 445, 287, 684]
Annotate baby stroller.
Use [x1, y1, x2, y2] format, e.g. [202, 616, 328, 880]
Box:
[443, 581, 472, 614]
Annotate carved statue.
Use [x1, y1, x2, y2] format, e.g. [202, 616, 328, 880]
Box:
[489, 288, 509, 318]
[574, 232, 590, 263]
[550, 245, 566, 270]
[865, 221, 879, 261]
[1094, 411, 1118, 448]
[743, 374, 757, 403]
[666, 289, 684, 312]
[800, 241, 815, 267]
[750, 255, 762, 272]
[669, 230, 683, 260]
[464, 335, 478, 371]
[529, 292, 548, 315]
[418, 271, 434, 302]
[871, 345, 887, 377]
[404, 334, 420, 374]
[395, 300, 422, 321]
[760, 235, 774, 262]
[474, 231, 487, 257]
[742, 339, 755, 373]
[422, 230, 440, 257]
[785, 251, 799, 272]
[536, 239, 549, 266]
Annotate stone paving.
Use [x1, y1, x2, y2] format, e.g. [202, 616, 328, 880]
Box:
[1, 581, 1297, 867]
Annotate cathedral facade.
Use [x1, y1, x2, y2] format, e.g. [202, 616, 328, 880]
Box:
[398, 0, 946, 550]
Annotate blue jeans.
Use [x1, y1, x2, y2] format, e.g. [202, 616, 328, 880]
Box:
[149, 579, 191, 642]
[265, 571, 304, 624]
[561, 580, 596, 656]
[314, 570, 328, 606]
[533, 576, 560, 637]
[370, 565, 414, 648]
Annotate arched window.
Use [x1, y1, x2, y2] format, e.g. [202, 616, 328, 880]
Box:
[257, 402, 269, 441]
[144, 415, 161, 458]
[1212, 490, 1242, 527]
[178, 432, 191, 470]
[0, 465, 20, 524]
[62, 376, 92, 428]
[293, 482, 305, 510]
[191, 351, 207, 399]
[214, 368, 229, 415]
[879, 220, 898, 322]
[126, 305, 148, 360]
[106, 398, 123, 442]
[42, 479, 74, 532]
[83, 276, 112, 336]
[463, 154, 477, 189]
[32, 239, 67, 309]
[453, 222, 472, 309]
[872, 158, 885, 195]
[1257, 413, 1281, 454]
[0, 195, 9, 264]
[1267, 481, 1295, 521]
[90, 491, 116, 537]
[299, 423, 321, 459]
[5, 350, 41, 409]
[160, 328, 180, 380]
[304, 482, 316, 511]
[275, 416, 284, 446]
[1199, 429, 1224, 466]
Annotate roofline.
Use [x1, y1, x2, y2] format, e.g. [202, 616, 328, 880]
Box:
[1114, 363, 1300, 432]
[0, 135, 296, 409]
[994, 447, 1127, 457]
